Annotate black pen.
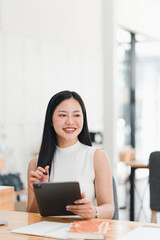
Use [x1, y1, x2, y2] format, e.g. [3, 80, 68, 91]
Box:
[43, 172, 48, 175]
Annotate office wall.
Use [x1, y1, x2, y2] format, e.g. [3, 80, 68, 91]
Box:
[0, 0, 104, 185]
[117, 0, 160, 40]
[1, 0, 160, 186]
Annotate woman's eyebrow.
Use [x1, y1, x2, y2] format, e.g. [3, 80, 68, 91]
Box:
[58, 110, 67, 112]
[73, 110, 81, 113]
[57, 110, 81, 113]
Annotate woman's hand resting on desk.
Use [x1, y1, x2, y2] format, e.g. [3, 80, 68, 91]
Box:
[28, 165, 49, 190]
[66, 192, 96, 219]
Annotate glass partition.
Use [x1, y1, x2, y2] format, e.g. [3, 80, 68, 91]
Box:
[117, 29, 160, 162]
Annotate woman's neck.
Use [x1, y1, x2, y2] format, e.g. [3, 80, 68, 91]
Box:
[57, 138, 78, 148]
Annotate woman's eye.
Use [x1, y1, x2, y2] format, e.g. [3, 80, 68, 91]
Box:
[74, 114, 80, 117]
[59, 114, 66, 117]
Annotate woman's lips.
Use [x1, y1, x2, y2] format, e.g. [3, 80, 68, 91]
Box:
[63, 127, 76, 133]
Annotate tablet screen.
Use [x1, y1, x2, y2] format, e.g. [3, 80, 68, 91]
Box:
[33, 181, 81, 217]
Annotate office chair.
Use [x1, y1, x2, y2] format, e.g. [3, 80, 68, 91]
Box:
[112, 177, 119, 220]
[149, 151, 160, 222]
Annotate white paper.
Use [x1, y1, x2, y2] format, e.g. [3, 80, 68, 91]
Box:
[11, 221, 73, 239]
[117, 226, 160, 240]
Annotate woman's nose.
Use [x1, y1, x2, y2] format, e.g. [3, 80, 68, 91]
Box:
[66, 116, 74, 124]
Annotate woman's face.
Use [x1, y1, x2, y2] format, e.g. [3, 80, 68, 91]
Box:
[52, 98, 84, 147]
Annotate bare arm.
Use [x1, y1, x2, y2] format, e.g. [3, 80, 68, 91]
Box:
[26, 158, 49, 213]
[94, 149, 114, 219]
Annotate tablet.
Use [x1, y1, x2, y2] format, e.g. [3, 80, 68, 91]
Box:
[33, 181, 81, 217]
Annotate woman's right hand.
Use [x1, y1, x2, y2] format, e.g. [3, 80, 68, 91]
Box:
[28, 165, 49, 190]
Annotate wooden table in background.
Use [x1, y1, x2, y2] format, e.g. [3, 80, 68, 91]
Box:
[0, 210, 158, 240]
[0, 186, 14, 211]
[126, 161, 149, 221]
[0, 158, 6, 170]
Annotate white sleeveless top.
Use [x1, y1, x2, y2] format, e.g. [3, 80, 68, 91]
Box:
[49, 141, 97, 205]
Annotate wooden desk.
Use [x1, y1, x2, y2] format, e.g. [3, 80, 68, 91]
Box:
[126, 161, 149, 221]
[0, 210, 158, 240]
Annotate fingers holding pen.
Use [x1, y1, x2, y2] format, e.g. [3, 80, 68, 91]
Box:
[29, 165, 49, 189]
[42, 165, 49, 181]
[34, 168, 44, 179]
[31, 166, 45, 179]
[35, 166, 49, 176]
[44, 165, 49, 174]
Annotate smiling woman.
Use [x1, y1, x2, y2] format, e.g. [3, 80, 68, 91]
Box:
[26, 90, 114, 219]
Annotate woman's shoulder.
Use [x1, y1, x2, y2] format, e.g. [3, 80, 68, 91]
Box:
[80, 143, 109, 160]
[94, 148, 108, 157]
[94, 148, 110, 165]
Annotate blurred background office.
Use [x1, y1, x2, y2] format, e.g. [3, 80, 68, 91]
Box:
[0, 0, 160, 221]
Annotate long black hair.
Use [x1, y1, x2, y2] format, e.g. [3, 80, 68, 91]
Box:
[37, 90, 92, 172]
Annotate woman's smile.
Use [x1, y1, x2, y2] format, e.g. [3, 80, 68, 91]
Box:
[63, 127, 77, 133]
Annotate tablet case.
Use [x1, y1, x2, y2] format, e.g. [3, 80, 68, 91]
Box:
[33, 182, 81, 217]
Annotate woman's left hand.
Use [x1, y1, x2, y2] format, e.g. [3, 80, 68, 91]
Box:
[66, 192, 96, 219]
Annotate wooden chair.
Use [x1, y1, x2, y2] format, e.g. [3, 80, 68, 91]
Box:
[149, 151, 160, 222]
